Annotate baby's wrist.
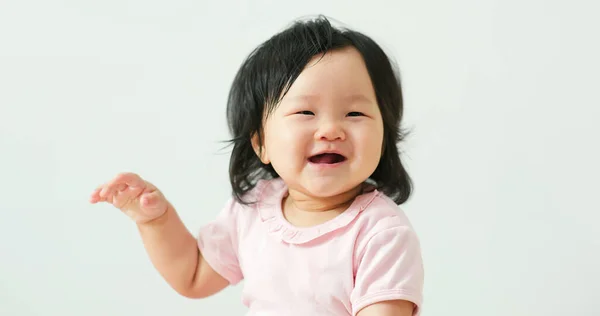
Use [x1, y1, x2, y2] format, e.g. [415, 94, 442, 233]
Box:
[136, 203, 171, 226]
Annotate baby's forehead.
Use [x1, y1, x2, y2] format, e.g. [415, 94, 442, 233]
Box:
[283, 50, 374, 87]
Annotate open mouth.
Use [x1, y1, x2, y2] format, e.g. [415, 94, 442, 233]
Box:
[308, 153, 347, 164]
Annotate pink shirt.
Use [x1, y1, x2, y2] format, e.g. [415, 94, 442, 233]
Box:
[197, 178, 424, 315]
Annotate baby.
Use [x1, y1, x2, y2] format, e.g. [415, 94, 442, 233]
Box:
[90, 15, 424, 316]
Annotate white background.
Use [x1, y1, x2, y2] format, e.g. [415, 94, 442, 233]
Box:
[1, 0, 599, 315]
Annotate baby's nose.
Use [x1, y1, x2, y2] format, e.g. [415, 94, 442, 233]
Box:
[314, 121, 345, 141]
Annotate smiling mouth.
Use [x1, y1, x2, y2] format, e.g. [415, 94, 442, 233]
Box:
[308, 153, 347, 164]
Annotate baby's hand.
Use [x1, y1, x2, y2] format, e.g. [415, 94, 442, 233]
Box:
[89, 172, 169, 223]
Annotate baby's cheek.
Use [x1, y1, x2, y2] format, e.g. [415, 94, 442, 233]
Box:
[357, 129, 381, 151]
[362, 136, 384, 170]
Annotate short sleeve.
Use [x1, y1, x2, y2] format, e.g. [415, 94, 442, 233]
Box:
[351, 226, 424, 316]
[196, 198, 243, 285]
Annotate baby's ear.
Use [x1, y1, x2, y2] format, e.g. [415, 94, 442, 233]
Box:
[251, 132, 270, 164]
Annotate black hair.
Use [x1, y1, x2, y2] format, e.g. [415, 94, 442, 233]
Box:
[225, 15, 413, 205]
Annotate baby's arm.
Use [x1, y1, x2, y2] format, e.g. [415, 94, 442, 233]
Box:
[137, 204, 229, 298]
[90, 172, 229, 298]
[356, 300, 415, 316]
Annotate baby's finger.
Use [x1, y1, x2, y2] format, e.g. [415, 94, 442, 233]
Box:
[115, 183, 128, 192]
[101, 173, 142, 201]
[112, 172, 145, 188]
[94, 182, 114, 202]
[99, 185, 113, 200]
[89, 187, 103, 203]
[141, 191, 163, 209]
[111, 183, 130, 196]
[138, 191, 168, 220]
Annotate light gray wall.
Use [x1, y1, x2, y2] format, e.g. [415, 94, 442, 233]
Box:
[1, 1, 598, 315]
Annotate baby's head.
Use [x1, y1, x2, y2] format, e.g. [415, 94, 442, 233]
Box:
[226, 16, 412, 205]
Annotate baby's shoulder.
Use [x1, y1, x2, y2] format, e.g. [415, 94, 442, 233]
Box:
[349, 192, 421, 266]
[353, 191, 417, 240]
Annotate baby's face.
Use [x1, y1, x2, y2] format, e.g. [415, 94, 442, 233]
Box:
[258, 47, 384, 199]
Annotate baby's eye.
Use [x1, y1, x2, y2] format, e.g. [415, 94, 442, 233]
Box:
[297, 110, 314, 115]
[347, 112, 364, 117]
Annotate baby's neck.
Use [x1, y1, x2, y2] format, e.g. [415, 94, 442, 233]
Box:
[281, 186, 362, 227]
[285, 185, 362, 213]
